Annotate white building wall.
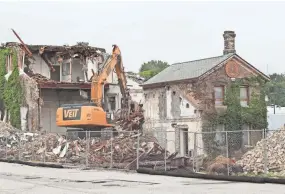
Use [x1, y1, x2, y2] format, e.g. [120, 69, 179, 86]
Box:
[267, 106, 285, 131]
[143, 87, 203, 156]
[86, 57, 98, 81]
[30, 55, 50, 78]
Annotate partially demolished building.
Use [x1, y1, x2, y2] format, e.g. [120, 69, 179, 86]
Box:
[1, 41, 143, 133]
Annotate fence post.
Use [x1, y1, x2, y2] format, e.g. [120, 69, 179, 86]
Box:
[65, 131, 67, 164]
[164, 137, 167, 172]
[43, 138, 46, 163]
[110, 131, 113, 169]
[193, 132, 197, 172]
[5, 137, 7, 159]
[18, 138, 21, 160]
[136, 134, 140, 170]
[32, 137, 35, 161]
[85, 131, 89, 168]
[263, 129, 268, 174]
[225, 131, 229, 176]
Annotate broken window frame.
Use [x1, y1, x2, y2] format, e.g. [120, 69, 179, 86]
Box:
[61, 59, 72, 82]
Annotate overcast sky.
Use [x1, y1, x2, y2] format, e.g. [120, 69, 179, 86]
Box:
[1, 1, 285, 74]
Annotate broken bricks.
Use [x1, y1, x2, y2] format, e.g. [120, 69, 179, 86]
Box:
[0, 121, 170, 169]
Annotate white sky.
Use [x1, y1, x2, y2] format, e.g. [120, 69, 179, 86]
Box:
[1, 1, 285, 74]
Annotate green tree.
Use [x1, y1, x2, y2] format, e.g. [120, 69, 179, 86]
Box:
[139, 60, 169, 80]
[265, 73, 285, 106]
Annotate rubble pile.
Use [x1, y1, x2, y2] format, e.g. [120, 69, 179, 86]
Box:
[115, 102, 144, 131]
[237, 128, 285, 174]
[0, 120, 169, 169]
[87, 133, 167, 168]
[0, 121, 21, 159]
[29, 73, 59, 83]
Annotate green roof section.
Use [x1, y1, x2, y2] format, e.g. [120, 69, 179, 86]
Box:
[142, 53, 234, 86]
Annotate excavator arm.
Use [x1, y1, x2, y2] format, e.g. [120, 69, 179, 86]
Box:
[56, 44, 132, 129]
[91, 45, 130, 116]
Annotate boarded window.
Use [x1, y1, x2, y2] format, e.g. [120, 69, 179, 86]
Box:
[240, 86, 249, 106]
[214, 86, 225, 105]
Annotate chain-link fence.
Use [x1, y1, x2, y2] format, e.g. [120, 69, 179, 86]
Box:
[1, 127, 285, 178]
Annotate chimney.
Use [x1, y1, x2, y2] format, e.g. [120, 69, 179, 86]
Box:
[223, 31, 236, 55]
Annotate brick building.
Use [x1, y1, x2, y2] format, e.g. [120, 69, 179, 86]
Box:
[141, 31, 270, 157]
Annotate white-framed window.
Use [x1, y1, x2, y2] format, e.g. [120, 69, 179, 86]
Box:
[214, 86, 225, 105]
[240, 86, 249, 107]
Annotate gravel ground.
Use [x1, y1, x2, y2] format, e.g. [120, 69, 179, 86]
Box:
[0, 162, 284, 194]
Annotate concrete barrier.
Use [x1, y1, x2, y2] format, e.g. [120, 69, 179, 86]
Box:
[137, 168, 285, 184]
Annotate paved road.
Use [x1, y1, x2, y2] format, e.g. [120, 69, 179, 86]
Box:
[0, 162, 284, 194]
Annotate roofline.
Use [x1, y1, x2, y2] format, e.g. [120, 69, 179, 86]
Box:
[4, 42, 107, 53]
[142, 54, 234, 87]
[171, 54, 231, 66]
[234, 53, 270, 81]
[198, 53, 270, 81]
[141, 78, 198, 89]
[198, 54, 234, 80]
[143, 53, 270, 87]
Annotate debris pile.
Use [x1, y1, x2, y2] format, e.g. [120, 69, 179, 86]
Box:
[29, 73, 51, 83]
[237, 128, 285, 174]
[0, 121, 21, 159]
[0, 121, 171, 169]
[87, 133, 168, 169]
[115, 103, 144, 131]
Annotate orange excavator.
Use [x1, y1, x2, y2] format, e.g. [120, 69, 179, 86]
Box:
[56, 45, 132, 132]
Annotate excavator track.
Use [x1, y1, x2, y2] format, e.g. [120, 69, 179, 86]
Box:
[66, 126, 115, 140]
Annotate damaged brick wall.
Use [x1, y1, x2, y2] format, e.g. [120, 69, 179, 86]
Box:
[191, 58, 257, 112]
[20, 74, 41, 132]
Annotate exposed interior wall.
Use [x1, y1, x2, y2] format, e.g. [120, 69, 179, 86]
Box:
[86, 57, 98, 81]
[61, 59, 71, 82]
[29, 55, 86, 82]
[29, 55, 50, 78]
[40, 89, 88, 134]
[71, 58, 85, 82]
